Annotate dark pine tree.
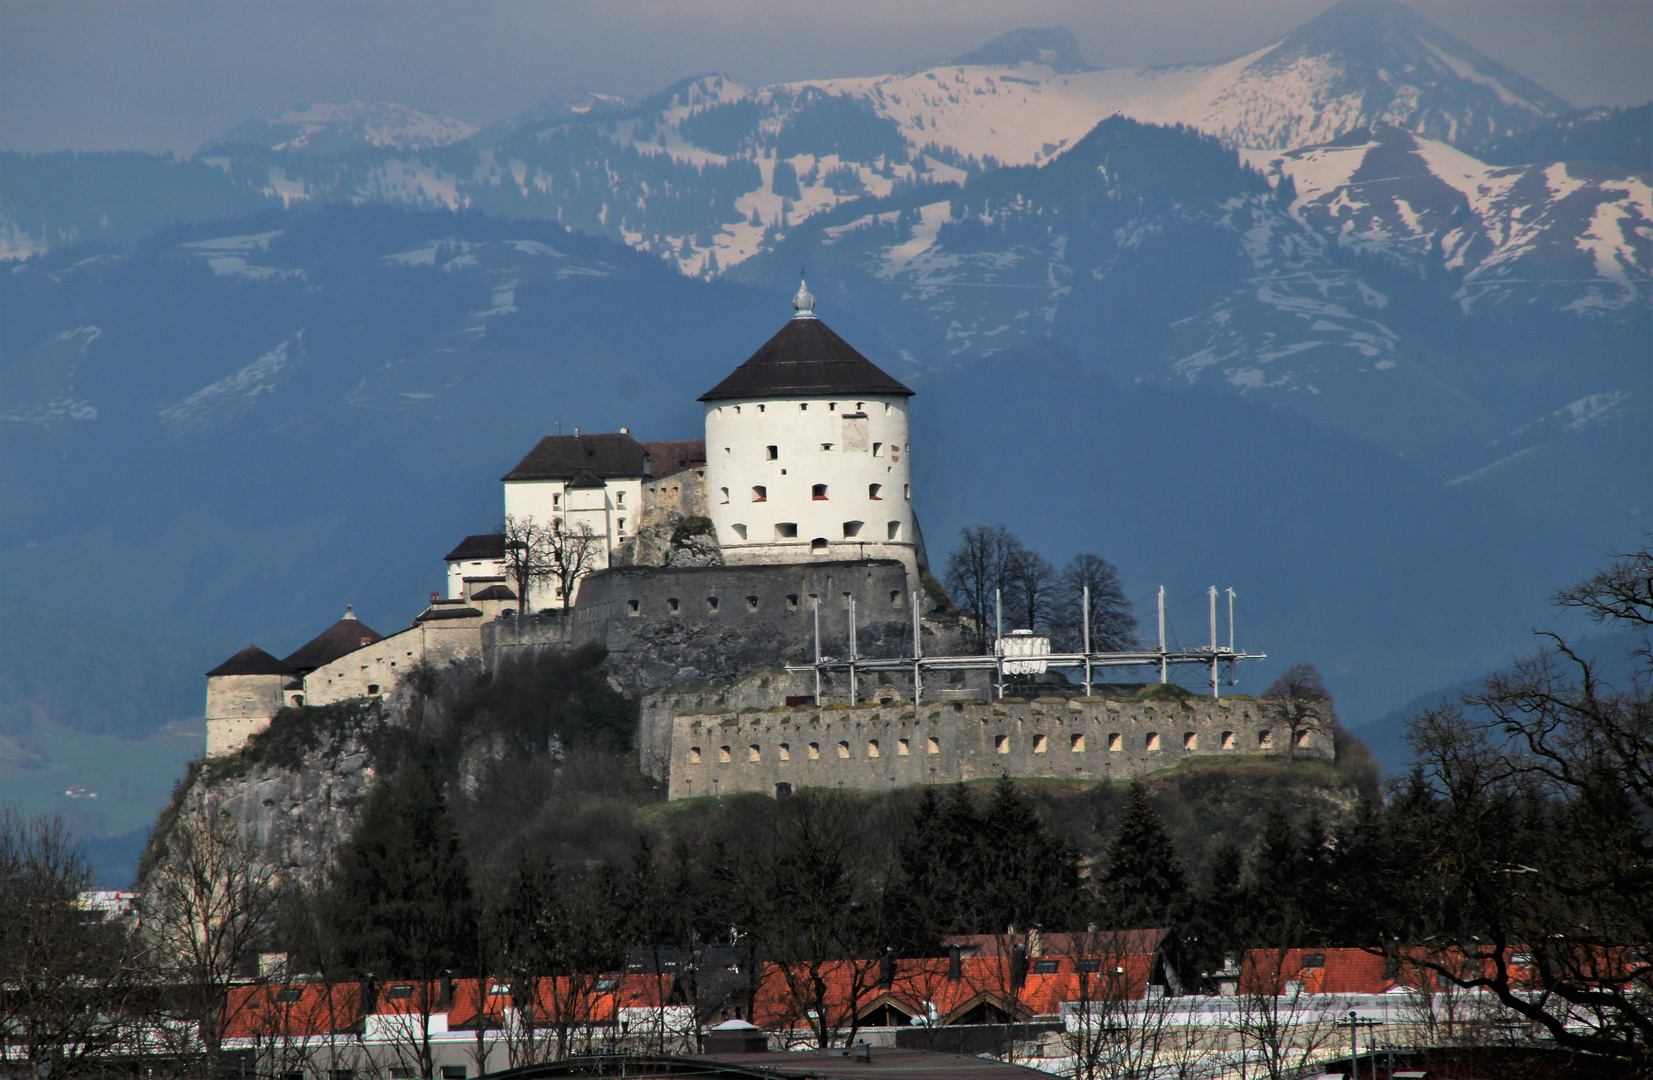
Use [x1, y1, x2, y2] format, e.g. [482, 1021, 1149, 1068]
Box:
[976, 776, 1083, 933]
[1247, 804, 1312, 945]
[329, 764, 478, 978]
[881, 788, 959, 954]
[1097, 782, 1188, 929]
[1184, 841, 1249, 983]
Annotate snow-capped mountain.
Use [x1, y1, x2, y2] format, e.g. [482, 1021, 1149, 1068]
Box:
[213, 101, 478, 153]
[1249, 125, 1651, 317]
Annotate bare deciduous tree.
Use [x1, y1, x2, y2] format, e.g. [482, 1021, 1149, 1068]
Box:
[502, 514, 605, 612]
[1224, 948, 1345, 1080]
[1004, 547, 1058, 634]
[1053, 554, 1138, 653]
[0, 810, 142, 1080]
[1261, 663, 1336, 760]
[141, 806, 277, 1075]
[945, 526, 1024, 653]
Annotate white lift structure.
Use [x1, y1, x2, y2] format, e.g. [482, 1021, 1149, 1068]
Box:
[788, 586, 1265, 706]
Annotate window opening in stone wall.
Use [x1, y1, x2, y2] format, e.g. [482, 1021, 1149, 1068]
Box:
[689, 747, 702, 763]
[720, 488, 729, 503]
[752, 486, 767, 501]
[1295, 730, 1311, 747]
[1146, 732, 1161, 751]
[867, 740, 880, 758]
[812, 538, 828, 553]
[628, 599, 640, 616]
[707, 596, 719, 612]
[1221, 730, 1235, 749]
[668, 598, 680, 612]
[748, 745, 761, 762]
[618, 518, 627, 533]
[766, 445, 778, 460]
[776, 522, 798, 538]
[809, 742, 821, 759]
[904, 484, 911, 499]
[779, 743, 791, 760]
[869, 483, 882, 499]
[841, 592, 852, 608]
[553, 493, 561, 508]
[800, 403, 808, 411]
[616, 491, 625, 506]
[887, 521, 901, 540]
[757, 404, 766, 412]
[897, 739, 910, 756]
[843, 520, 863, 538]
[719, 746, 731, 762]
[837, 741, 850, 758]
[821, 443, 834, 451]
[927, 736, 940, 754]
[813, 484, 828, 499]
[1071, 733, 1086, 752]
[747, 595, 759, 610]
[995, 735, 1009, 754]
[786, 594, 800, 610]
[731, 524, 747, 540]
[1258, 730, 1274, 749]
[1032, 734, 1047, 753]
[890, 591, 902, 606]
[872, 442, 883, 457]
[1108, 732, 1122, 751]
[1184, 732, 1198, 750]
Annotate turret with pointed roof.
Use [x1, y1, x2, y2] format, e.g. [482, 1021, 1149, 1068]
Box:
[701, 279, 920, 579]
[283, 606, 385, 674]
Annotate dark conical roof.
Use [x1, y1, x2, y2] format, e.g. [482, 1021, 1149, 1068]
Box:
[699, 316, 914, 402]
[206, 644, 295, 678]
[283, 608, 384, 672]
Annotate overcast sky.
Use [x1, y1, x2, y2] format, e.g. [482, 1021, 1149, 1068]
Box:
[2, 0, 1649, 153]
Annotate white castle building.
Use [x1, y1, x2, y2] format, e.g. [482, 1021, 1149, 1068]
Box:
[701, 280, 918, 577]
[205, 281, 923, 756]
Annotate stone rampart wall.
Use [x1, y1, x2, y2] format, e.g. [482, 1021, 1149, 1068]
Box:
[666, 696, 1331, 799]
[639, 468, 709, 528]
[304, 620, 485, 707]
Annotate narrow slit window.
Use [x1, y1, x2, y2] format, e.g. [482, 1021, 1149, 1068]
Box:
[872, 442, 883, 457]
[766, 445, 778, 460]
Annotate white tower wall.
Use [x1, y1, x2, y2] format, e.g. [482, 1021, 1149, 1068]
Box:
[704, 394, 916, 577]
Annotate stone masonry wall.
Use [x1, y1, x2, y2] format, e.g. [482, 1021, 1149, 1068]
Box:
[666, 695, 1332, 800]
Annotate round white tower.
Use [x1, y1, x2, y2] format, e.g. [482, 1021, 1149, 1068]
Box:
[701, 279, 918, 578]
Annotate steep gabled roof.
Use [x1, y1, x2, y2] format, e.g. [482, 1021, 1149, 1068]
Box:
[502, 432, 651, 481]
[641, 439, 706, 476]
[206, 644, 295, 678]
[469, 584, 517, 601]
[444, 533, 505, 562]
[283, 610, 384, 672]
[699, 317, 914, 402]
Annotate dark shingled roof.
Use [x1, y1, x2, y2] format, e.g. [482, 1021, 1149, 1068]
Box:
[502, 432, 650, 482]
[283, 611, 384, 672]
[206, 644, 295, 678]
[569, 469, 606, 489]
[640, 439, 706, 476]
[699, 317, 914, 402]
[444, 533, 505, 562]
[414, 605, 483, 622]
[470, 584, 517, 601]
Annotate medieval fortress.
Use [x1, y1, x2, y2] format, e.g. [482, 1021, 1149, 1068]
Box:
[205, 281, 1329, 790]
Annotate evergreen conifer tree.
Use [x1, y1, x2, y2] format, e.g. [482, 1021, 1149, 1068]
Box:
[976, 776, 1082, 932]
[329, 764, 478, 978]
[1097, 782, 1188, 928]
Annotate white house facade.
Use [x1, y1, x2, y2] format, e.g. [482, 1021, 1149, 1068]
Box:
[701, 280, 918, 579]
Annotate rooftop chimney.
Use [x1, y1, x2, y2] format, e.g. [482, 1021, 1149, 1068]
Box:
[438, 972, 453, 1010]
[359, 977, 376, 1014]
[948, 945, 962, 981]
[878, 950, 893, 989]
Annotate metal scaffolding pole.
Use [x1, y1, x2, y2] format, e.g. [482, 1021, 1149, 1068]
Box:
[1209, 585, 1220, 699]
[1157, 586, 1167, 684]
[912, 590, 922, 705]
[994, 588, 1004, 700]
[1082, 584, 1092, 697]
[848, 593, 858, 707]
[812, 595, 822, 705]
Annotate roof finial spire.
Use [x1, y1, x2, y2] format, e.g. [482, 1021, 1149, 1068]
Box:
[791, 271, 817, 320]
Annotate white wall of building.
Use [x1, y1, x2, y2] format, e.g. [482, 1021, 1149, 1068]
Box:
[502, 476, 643, 609]
[704, 395, 916, 577]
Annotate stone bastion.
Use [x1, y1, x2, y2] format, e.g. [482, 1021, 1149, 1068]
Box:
[664, 694, 1332, 800]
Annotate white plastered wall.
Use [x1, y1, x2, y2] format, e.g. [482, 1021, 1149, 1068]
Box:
[704, 395, 916, 579]
[502, 476, 643, 609]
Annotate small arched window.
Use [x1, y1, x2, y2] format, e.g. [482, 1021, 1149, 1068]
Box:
[869, 483, 882, 500]
[837, 741, 850, 759]
[752, 486, 767, 502]
[811, 538, 829, 553]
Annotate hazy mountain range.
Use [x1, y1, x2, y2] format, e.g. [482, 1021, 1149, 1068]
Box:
[1, 0, 1647, 847]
